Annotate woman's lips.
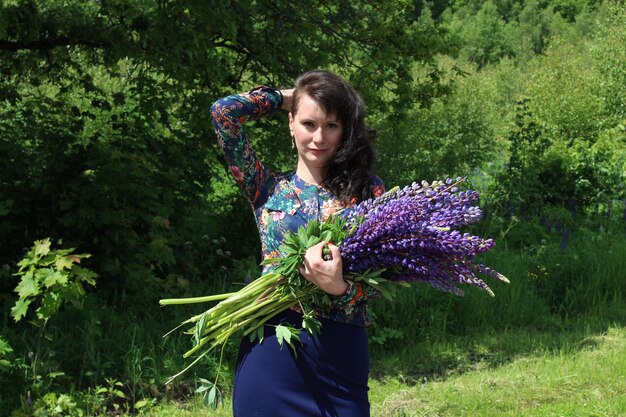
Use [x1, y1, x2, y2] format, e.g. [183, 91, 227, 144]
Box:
[309, 148, 327, 155]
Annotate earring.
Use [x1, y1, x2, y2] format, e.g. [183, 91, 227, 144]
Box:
[291, 135, 295, 149]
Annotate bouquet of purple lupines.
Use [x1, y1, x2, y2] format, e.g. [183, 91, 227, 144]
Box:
[340, 177, 508, 296]
[160, 177, 507, 407]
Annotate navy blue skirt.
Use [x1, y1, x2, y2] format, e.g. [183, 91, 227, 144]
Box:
[232, 309, 371, 417]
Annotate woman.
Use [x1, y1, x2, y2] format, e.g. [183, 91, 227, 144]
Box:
[210, 70, 385, 416]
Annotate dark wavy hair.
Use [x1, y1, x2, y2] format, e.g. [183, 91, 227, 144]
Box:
[291, 70, 377, 205]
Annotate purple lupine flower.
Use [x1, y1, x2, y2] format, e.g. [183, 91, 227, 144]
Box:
[339, 178, 507, 296]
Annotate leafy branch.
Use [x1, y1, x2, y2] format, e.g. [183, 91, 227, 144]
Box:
[11, 238, 98, 323]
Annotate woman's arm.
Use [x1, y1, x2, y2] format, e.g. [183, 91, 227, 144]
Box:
[280, 88, 294, 111]
[300, 175, 387, 308]
[330, 175, 387, 309]
[210, 87, 285, 208]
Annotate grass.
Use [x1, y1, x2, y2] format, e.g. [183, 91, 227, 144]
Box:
[141, 397, 232, 417]
[138, 324, 625, 417]
[370, 326, 626, 417]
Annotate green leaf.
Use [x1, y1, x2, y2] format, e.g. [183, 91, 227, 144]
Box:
[274, 324, 302, 356]
[281, 245, 298, 255]
[301, 314, 322, 336]
[16, 255, 36, 270]
[43, 270, 69, 288]
[261, 256, 280, 265]
[135, 399, 150, 409]
[248, 325, 265, 343]
[195, 385, 210, 393]
[74, 266, 98, 286]
[44, 252, 65, 265]
[306, 235, 321, 248]
[379, 288, 395, 302]
[275, 324, 292, 347]
[15, 274, 39, 299]
[34, 239, 51, 258]
[0, 338, 13, 355]
[11, 299, 31, 321]
[207, 386, 217, 409]
[305, 220, 320, 236]
[202, 384, 221, 410]
[54, 256, 74, 271]
[320, 230, 332, 241]
[194, 313, 208, 346]
[298, 228, 309, 248]
[37, 292, 62, 321]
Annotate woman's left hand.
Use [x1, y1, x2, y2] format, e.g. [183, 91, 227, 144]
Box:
[300, 241, 349, 296]
[280, 88, 295, 110]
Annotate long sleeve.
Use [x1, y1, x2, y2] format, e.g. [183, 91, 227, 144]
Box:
[210, 87, 283, 209]
[329, 174, 387, 322]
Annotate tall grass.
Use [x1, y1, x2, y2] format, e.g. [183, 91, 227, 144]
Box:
[368, 216, 626, 378]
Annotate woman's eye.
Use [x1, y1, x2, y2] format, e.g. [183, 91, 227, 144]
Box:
[327, 123, 339, 129]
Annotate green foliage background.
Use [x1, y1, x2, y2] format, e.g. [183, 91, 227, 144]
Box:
[0, 0, 624, 415]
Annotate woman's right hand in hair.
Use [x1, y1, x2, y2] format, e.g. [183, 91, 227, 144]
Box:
[280, 89, 295, 110]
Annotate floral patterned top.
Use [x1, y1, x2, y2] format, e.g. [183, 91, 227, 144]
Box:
[210, 86, 385, 326]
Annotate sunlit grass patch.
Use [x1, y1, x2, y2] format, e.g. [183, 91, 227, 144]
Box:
[141, 396, 232, 417]
[369, 326, 625, 417]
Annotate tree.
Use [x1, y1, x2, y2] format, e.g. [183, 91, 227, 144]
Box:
[446, 0, 514, 67]
[0, 0, 451, 304]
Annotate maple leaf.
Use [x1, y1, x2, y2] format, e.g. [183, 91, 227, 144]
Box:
[11, 299, 31, 322]
[67, 255, 82, 264]
[34, 239, 51, 257]
[55, 256, 74, 271]
[15, 273, 39, 298]
[43, 270, 69, 288]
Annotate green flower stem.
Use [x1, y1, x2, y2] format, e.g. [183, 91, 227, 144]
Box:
[203, 281, 281, 326]
[186, 289, 312, 357]
[205, 296, 276, 336]
[210, 287, 318, 345]
[178, 274, 282, 326]
[159, 292, 237, 305]
[164, 216, 355, 383]
[210, 298, 299, 347]
[166, 272, 281, 308]
[182, 289, 284, 357]
[221, 295, 299, 334]
[190, 277, 316, 350]
[240, 295, 311, 338]
[169, 285, 307, 379]
[203, 295, 291, 340]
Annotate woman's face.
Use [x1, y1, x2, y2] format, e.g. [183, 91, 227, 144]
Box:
[289, 94, 343, 170]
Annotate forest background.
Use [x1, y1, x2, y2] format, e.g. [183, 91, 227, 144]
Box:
[0, 0, 624, 416]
